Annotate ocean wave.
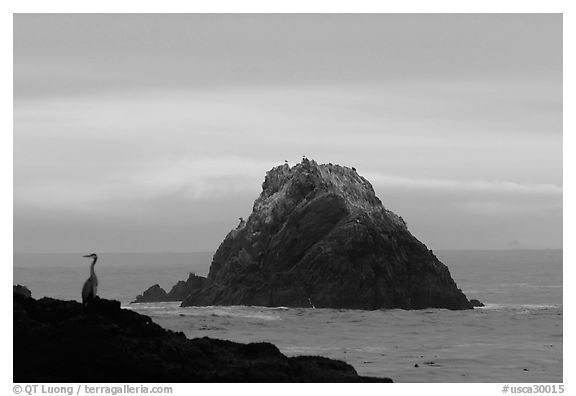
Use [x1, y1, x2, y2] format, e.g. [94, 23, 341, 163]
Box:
[130, 303, 283, 321]
[176, 304, 289, 310]
[182, 306, 283, 321]
[497, 283, 562, 289]
[281, 346, 345, 355]
[122, 302, 182, 310]
[477, 303, 561, 311]
[209, 310, 281, 321]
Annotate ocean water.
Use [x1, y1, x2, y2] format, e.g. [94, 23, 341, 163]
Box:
[13, 249, 562, 383]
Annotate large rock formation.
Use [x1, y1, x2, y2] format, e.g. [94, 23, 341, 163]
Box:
[14, 290, 389, 382]
[139, 159, 472, 310]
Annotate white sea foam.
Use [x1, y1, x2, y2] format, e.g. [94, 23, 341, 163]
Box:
[477, 303, 561, 310]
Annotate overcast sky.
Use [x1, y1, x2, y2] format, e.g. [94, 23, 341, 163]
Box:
[14, 14, 562, 253]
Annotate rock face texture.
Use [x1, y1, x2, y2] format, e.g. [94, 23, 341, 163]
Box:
[132, 274, 207, 303]
[179, 159, 472, 310]
[13, 284, 32, 299]
[14, 291, 389, 382]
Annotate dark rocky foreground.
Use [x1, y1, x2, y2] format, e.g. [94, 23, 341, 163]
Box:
[137, 159, 472, 310]
[13, 291, 391, 382]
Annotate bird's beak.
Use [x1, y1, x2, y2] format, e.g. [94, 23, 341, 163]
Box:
[83, 255, 91, 257]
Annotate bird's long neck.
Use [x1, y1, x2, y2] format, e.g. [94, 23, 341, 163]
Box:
[90, 257, 97, 279]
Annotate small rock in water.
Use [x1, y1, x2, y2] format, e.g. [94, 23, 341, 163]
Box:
[470, 299, 485, 307]
[414, 364, 419, 368]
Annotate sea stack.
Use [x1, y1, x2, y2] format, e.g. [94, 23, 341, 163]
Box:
[179, 159, 472, 310]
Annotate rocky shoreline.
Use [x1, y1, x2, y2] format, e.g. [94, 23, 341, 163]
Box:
[14, 287, 391, 382]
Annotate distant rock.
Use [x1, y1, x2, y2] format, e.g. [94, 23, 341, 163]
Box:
[166, 273, 207, 301]
[13, 284, 31, 299]
[137, 159, 472, 310]
[132, 284, 168, 303]
[14, 288, 390, 382]
[132, 273, 207, 303]
[470, 299, 485, 307]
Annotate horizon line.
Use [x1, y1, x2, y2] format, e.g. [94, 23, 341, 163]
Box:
[13, 247, 563, 255]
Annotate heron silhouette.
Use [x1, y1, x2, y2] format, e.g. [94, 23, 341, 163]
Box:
[81, 253, 98, 306]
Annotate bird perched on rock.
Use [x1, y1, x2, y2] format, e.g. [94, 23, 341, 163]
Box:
[81, 253, 99, 306]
